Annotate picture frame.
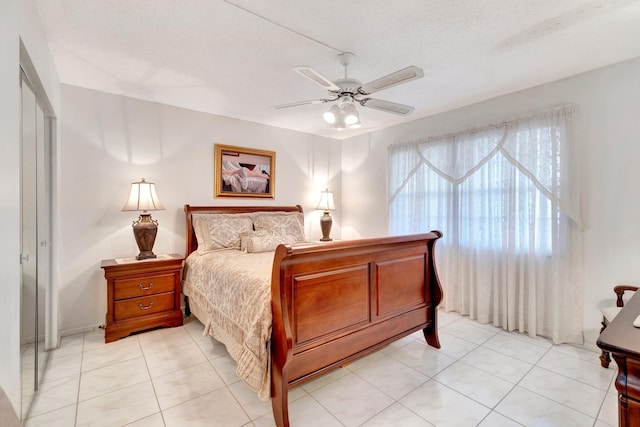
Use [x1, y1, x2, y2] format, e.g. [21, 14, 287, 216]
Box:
[214, 144, 275, 198]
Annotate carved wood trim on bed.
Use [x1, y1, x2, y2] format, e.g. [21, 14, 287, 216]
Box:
[182, 204, 443, 427]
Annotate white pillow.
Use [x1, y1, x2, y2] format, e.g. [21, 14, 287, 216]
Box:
[192, 213, 253, 253]
[251, 212, 306, 243]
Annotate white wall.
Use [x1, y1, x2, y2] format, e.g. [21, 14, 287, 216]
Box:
[341, 56, 640, 345]
[0, 0, 60, 414]
[58, 84, 341, 334]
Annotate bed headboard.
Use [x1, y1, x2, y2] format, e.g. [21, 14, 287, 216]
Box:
[184, 204, 304, 257]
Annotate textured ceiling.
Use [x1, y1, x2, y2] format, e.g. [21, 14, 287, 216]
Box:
[36, 0, 640, 139]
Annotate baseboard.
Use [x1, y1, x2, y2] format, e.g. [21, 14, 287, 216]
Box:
[45, 331, 62, 351]
[583, 328, 600, 347]
[60, 323, 104, 338]
[59, 308, 187, 343]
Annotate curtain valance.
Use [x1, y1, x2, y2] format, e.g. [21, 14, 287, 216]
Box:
[389, 105, 583, 230]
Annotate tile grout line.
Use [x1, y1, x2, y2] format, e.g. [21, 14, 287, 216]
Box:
[137, 333, 166, 426]
[189, 325, 261, 426]
[493, 343, 606, 423]
[73, 333, 86, 427]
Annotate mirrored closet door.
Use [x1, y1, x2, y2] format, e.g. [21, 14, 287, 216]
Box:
[20, 69, 52, 420]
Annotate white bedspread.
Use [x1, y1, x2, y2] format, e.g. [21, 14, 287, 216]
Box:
[182, 249, 274, 400]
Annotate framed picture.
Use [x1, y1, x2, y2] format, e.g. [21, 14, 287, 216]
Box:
[214, 144, 275, 198]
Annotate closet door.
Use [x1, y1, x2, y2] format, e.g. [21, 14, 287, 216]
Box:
[20, 74, 38, 419]
[35, 93, 49, 389]
[20, 71, 51, 420]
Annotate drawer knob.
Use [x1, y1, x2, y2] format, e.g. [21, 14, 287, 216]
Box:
[138, 282, 154, 291]
[138, 301, 154, 310]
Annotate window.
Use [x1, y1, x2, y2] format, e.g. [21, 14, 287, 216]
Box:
[388, 106, 584, 343]
[391, 134, 558, 253]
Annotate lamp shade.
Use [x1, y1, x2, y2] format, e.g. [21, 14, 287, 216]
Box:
[343, 104, 359, 125]
[122, 178, 165, 212]
[323, 105, 340, 124]
[315, 188, 336, 211]
[333, 110, 347, 130]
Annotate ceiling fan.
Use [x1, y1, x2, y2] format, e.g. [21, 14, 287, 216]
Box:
[271, 52, 424, 129]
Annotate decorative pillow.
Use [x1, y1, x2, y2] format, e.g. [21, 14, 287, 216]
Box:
[240, 230, 295, 253]
[192, 213, 253, 253]
[252, 212, 306, 243]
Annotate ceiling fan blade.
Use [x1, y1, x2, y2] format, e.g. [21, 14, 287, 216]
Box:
[270, 99, 326, 109]
[359, 66, 424, 95]
[294, 66, 341, 91]
[361, 98, 415, 116]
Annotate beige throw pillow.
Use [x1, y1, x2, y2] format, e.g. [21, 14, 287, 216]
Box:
[252, 212, 306, 243]
[192, 213, 253, 253]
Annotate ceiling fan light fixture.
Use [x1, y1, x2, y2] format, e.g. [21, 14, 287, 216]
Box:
[348, 118, 362, 129]
[343, 104, 359, 125]
[333, 109, 347, 130]
[323, 111, 335, 124]
[323, 105, 340, 124]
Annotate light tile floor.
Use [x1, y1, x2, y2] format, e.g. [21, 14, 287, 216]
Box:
[23, 311, 619, 426]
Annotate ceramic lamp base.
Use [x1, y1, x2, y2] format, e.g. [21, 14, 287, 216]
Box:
[319, 211, 333, 242]
[132, 213, 158, 260]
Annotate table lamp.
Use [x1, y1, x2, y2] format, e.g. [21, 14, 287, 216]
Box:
[122, 178, 165, 260]
[316, 188, 336, 241]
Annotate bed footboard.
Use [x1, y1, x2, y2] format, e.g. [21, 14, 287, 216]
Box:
[270, 233, 443, 427]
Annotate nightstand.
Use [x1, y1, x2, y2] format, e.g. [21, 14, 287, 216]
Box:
[101, 253, 184, 343]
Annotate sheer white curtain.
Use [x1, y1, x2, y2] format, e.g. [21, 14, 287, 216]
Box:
[389, 106, 584, 343]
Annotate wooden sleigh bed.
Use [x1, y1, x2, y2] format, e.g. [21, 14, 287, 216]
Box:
[182, 204, 443, 427]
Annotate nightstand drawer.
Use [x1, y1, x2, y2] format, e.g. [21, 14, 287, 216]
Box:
[114, 291, 175, 321]
[114, 274, 175, 300]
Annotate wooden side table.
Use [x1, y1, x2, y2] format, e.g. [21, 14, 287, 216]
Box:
[598, 291, 640, 426]
[101, 253, 184, 343]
